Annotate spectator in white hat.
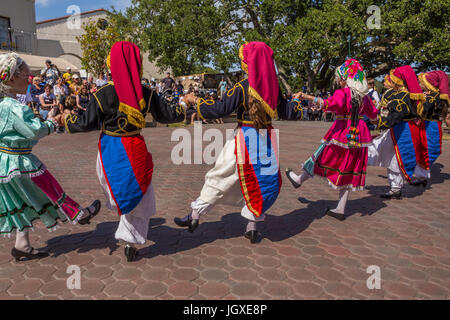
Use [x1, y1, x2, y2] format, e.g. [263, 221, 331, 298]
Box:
[69, 74, 82, 95]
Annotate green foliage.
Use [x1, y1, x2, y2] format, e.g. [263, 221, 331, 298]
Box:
[76, 19, 123, 75]
[110, 0, 449, 91]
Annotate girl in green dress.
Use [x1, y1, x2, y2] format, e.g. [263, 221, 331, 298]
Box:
[0, 52, 101, 261]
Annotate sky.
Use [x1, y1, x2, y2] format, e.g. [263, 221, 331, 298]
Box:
[35, 0, 132, 22]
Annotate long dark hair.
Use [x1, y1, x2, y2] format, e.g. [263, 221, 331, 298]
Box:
[350, 95, 361, 127]
[248, 94, 269, 131]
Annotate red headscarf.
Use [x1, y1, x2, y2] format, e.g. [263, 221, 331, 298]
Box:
[390, 65, 425, 103]
[239, 42, 279, 118]
[419, 70, 450, 105]
[107, 41, 146, 128]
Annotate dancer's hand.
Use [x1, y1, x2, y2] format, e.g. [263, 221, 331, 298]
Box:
[370, 117, 379, 125]
[292, 92, 303, 100]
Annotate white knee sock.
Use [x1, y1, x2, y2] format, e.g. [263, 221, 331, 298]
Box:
[246, 221, 256, 233]
[15, 231, 35, 253]
[289, 171, 311, 186]
[332, 189, 350, 214]
[191, 210, 200, 220]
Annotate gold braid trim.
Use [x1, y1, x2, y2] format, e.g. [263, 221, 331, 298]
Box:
[416, 101, 424, 118]
[196, 98, 206, 121]
[118, 102, 146, 128]
[410, 92, 425, 102]
[419, 74, 450, 104]
[239, 43, 248, 74]
[419, 73, 438, 93]
[64, 113, 77, 134]
[440, 93, 450, 105]
[248, 86, 278, 119]
[390, 70, 404, 86]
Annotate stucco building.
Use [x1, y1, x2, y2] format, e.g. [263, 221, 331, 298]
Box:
[0, 0, 38, 54]
[36, 8, 168, 79]
[0, 0, 76, 73]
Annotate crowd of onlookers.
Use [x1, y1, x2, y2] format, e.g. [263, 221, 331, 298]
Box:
[17, 59, 110, 132]
[142, 72, 224, 125]
[18, 61, 385, 129]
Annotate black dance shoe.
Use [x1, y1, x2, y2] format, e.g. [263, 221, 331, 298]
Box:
[11, 247, 49, 262]
[380, 190, 402, 200]
[285, 168, 301, 189]
[174, 217, 199, 233]
[410, 180, 428, 187]
[124, 245, 139, 262]
[244, 230, 261, 244]
[78, 200, 101, 225]
[325, 208, 346, 221]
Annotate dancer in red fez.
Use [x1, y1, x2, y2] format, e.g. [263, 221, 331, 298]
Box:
[174, 42, 303, 243]
[62, 41, 185, 261]
[414, 70, 449, 185]
[368, 65, 427, 198]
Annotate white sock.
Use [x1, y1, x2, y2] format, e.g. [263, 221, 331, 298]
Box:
[290, 171, 311, 186]
[246, 221, 256, 233]
[331, 189, 350, 214]
[15, 231, 37, 253]
[191, 210, 200, 220]
[78, 209, 90, 220]
[289, 171, 302, 184]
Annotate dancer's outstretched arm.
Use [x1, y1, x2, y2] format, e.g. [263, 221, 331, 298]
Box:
[277, 90, 304, 120]
[63, 96, 100, 133]
[11, 102, 56, 141]
[377, 91, 414, 130]
[146, 87, 185, 124]
[187, 82, 244, 121]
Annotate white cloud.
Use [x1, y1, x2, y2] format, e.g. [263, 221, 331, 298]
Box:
[36, 0, 51, 6]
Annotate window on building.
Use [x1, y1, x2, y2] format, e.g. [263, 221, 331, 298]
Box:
[0, 17, 11, 49]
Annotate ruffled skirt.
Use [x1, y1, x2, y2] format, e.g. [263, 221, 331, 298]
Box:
[0, 169, 83, 236]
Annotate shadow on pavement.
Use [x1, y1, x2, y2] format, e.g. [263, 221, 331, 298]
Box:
[42, 218, 166, 257]
[42, 163, 448, 260]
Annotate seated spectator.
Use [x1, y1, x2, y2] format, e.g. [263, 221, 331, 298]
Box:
[69, 74, 82, 95]
[39, 84, 58, 120]
[90, 83, 97, 94]
[87, 75, 95, 89]
[59, 95, 77, 115]
[53, 77, 68, 104]
[29, 76, 44, 113]
[76, 85, 91, 115]
[63, 67, 72, 85]
[96, 73, 108, 87]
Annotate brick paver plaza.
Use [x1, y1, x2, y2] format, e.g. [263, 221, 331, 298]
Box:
[0, 121, 449, 299]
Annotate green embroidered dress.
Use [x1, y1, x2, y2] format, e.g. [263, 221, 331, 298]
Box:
[0, 97, 80, 236]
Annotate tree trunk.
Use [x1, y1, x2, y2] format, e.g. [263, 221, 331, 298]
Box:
[276, 64, 292, 93]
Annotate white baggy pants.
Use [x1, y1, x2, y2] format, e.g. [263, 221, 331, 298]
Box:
[96, 154, 156, 245]
[192, 135, 265, 222]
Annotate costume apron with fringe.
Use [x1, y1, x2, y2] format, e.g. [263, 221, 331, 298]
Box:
[235, 125, 281, 217]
